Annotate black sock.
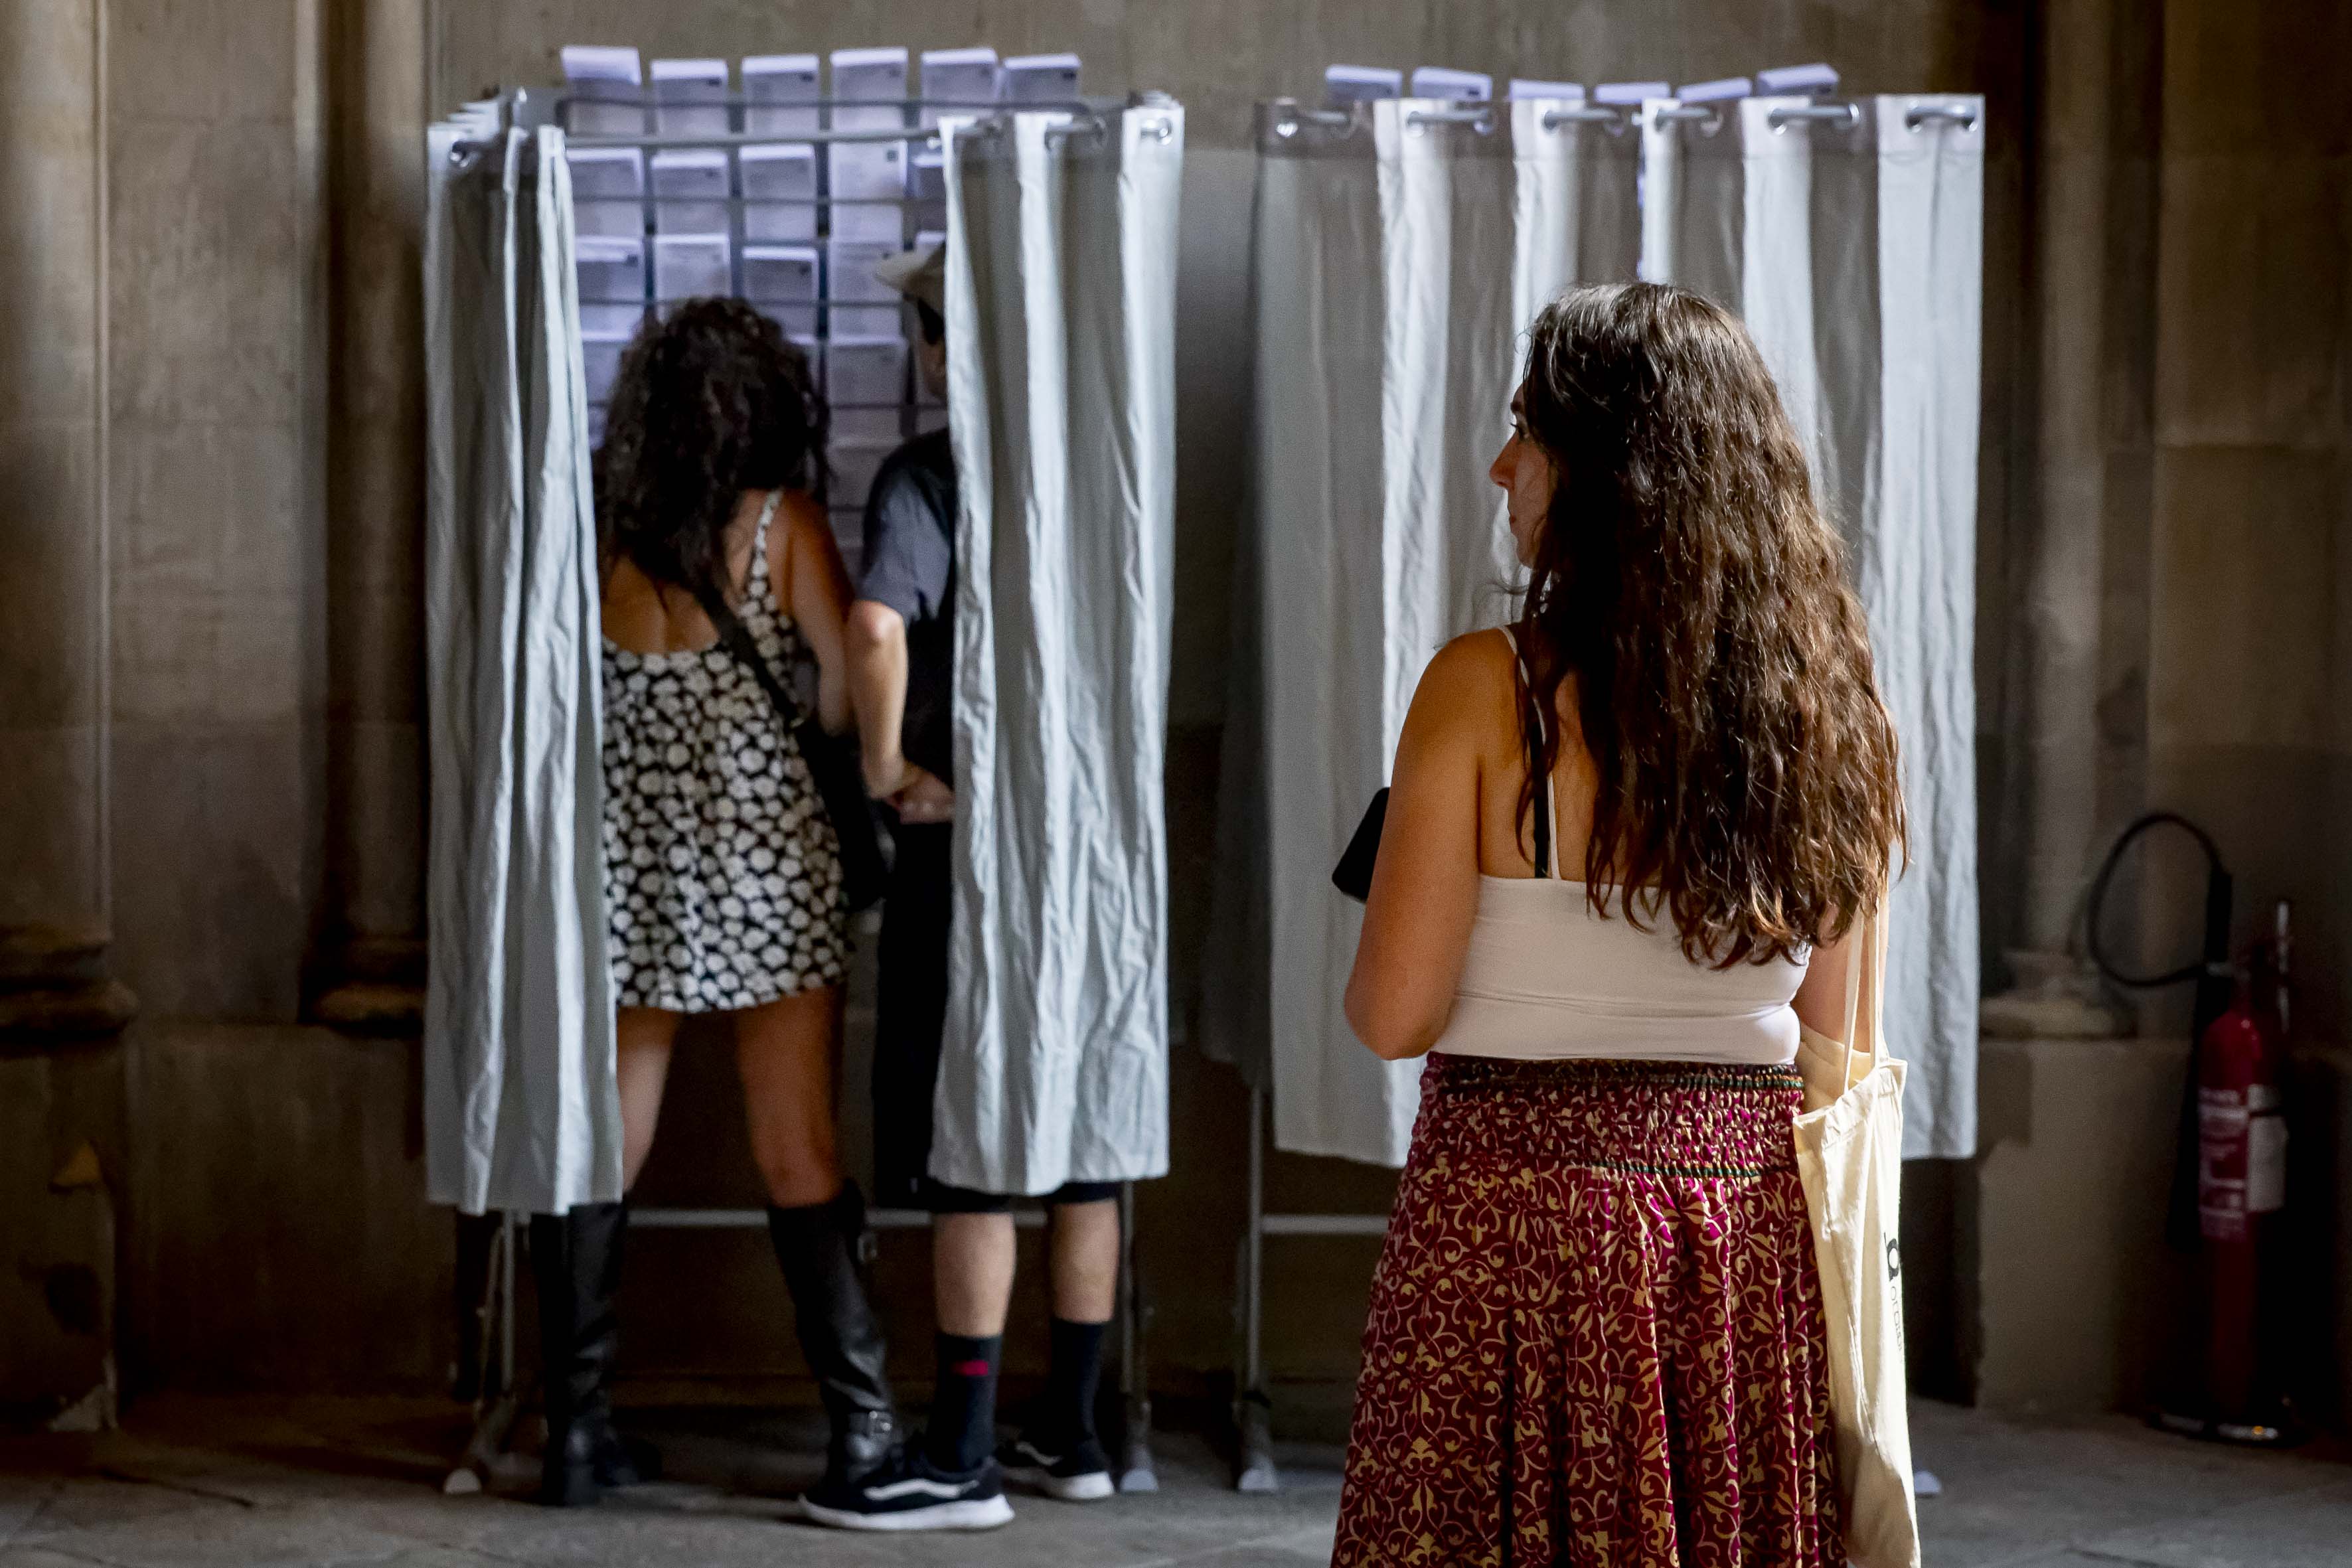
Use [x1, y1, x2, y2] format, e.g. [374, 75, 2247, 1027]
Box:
[1044, 1316, 1109, 1447]
[924, 1332, 1001, 1473]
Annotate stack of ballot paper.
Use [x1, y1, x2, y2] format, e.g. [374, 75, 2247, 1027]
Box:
[562, 46, 646, 135]
[651, 57, 729, 137]
[1001, 53, 1080, 104]
[740, 143, 817, 242]
[744, 54, 820, 137]
[651, 149, 732, 236]
[568, 147, 644, 240]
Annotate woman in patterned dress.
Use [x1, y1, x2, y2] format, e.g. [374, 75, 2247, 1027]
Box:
[1335, 283, 1907, 1566]
[534, 299, 902, 1515]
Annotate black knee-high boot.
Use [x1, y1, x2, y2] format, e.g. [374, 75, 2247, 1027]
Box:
[767, 1184, 902, 1486]
[532, 1200, 653, 1507]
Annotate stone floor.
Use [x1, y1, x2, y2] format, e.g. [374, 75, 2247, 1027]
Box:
[1, 1397, 2347, 1567]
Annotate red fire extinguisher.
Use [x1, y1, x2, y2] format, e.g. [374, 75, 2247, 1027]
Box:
[2178, 906, 2292, 1443]
[2089, 817, 2300, 1445]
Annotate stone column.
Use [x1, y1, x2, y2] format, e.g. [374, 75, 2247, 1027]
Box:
[324, 0, 430, 1003]
[0, 0, 108, 942]
[1984, 0, 2133, 1038]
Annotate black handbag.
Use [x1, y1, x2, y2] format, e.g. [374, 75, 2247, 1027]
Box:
[693, 586, 890, 913]
[1331, 789, 1388, 903]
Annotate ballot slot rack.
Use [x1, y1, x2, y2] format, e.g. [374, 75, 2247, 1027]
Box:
[556, 48, 1105, 577]
[443, 61, 1165, 1499]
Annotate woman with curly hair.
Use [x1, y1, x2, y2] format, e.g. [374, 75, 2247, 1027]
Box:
[534, 298, 901, 1516]
[1334, 283, 1906, 1565]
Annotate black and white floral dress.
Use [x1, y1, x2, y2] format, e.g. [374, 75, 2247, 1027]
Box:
[601, 493, 847, 1012]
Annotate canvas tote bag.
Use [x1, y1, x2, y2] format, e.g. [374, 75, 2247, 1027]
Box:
[1793, 907, 1922, 1568]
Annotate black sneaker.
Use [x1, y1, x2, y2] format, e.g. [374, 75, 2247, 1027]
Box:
[998, 1431, 1115, 1502]
[799, 1446, 1014, 1531]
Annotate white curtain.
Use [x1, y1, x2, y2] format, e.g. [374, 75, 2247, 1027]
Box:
[422, 122, 621, 1215]
[935, 106, 1185, 1194]
[1206, 98, 1637, 1167]
[1642, 95, 1986, 1159]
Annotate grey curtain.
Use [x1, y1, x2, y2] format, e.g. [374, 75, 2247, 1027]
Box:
[1642, 94, 1987, 1159]
[1205, 97, 1632, 1167]
[422, 121, 621, 1215]
[932, 106, 1186, 1194]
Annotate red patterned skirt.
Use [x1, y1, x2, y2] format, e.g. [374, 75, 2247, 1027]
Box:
[1332, 1054, 1840, 1568]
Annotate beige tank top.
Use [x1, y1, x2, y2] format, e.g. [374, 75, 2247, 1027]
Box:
[1431, 632, 1806, 1065]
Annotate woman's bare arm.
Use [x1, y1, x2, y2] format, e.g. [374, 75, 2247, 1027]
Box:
[775, 493, 856, 734]
[1342, 634, 1498, 1061]
[1792, 925, 1861, 1043]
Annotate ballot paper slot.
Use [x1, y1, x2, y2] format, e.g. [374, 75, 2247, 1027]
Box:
[554, 56, 1091, 519]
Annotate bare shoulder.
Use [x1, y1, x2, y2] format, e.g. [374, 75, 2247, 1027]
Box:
[775, 487, 830, 560]
[1403, 629, 1519, 747]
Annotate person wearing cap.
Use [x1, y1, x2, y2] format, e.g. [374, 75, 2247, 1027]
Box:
[809, 243, 1121, 1531]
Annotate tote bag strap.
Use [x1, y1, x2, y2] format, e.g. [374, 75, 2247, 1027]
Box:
[1836, 894, 1892, 1094]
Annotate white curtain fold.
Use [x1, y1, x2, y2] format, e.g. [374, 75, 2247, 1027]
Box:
[422, 123, 620, 1215]
[936, 106, 1184, 1194]
[1215, 90, 1982, 1166]
[1645, 95, 1986, 1159]
[1211, 99, 1636, 1167]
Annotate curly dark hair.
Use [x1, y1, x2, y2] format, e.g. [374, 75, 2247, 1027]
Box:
[593, 297, 826, 607]
[1514, 282, 1906, 967]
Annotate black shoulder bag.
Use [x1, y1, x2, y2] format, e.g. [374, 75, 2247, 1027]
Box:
[691, 586, 889, 913]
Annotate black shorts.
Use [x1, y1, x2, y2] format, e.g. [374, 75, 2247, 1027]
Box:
[870, 823, 1122, 1216]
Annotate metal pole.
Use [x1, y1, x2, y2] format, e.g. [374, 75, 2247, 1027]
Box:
[1234, 1085, 1277, 1492]
[1117, 1182, 1158, 1491]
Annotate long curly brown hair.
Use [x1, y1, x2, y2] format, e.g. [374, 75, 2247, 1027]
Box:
[1514, 282, 1905, 967]
[593, 297, 826, 606]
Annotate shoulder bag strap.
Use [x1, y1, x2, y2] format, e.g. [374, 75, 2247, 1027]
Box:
[1505, 625, 1552, 879]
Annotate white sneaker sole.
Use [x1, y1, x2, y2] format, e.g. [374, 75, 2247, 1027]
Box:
[800, 1494, 1015, 1532]
[1003, 1465, 1116, 1503]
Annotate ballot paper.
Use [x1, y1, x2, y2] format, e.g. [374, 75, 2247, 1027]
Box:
[831, 200, 903, 244]
[650, 149, 732, 236]
[826, 334, 909, 410]
[739, 143, 817, 242]
[567, 147, 644, 240]
[1674, 76, 1753, 104]
[578, 303, 646, 337]
[909, 149, 947, 234]
[1002, 53, 1080, 104]
[574, 237, 646, 303]
[1325, 64, 1402, 105]
[789, 335, 823, 392]
[759, 303, 819, 337]
[744, 54, 820, 137]
[920, 46, 1000, 125]
[1595, 80, 1672, 106]
[562, 45, 646, 136]
[653, 234, 732, 301]
[1410, 66, 1492, 101]
[826, 238, 901, 303]
[1508, 78, 1586, 101]
[828, 305, 903, 338]
[828, 439, 894, 510]
[830, 48, 910, 205]
[834, 407, 903, 444]
[582, 331, 630, 405]
[651, 58, 730, 137]
[741, 244, 819, 303]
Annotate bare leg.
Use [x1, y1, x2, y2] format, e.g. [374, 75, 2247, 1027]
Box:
[1048, 1198, 1121, 1324]
[733, 985, 847, 1209]
[933, 1212, 1018, 1338]
[617, 1006, 684, 1192]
